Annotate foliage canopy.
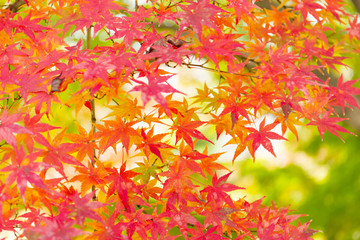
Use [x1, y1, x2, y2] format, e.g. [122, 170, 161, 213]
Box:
[1, 0, 360, 239]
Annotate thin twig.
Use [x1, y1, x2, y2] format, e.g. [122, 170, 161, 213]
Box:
[86, 25, 98, 201]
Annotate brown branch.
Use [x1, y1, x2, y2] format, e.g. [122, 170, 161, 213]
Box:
[6, 0, 26, 12]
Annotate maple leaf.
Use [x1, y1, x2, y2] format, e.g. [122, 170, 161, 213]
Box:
[105, 162, 141, 212]
[198, 146, 229, 176]
[0, 109, 32, 148]
[188, 226, 222, 240]
[276, 112, 302, 141]
[300, 40, 346, 70]
[328, 74, 360, 114]
[173, 146, 204, 177]
[223, 118, 251, 161]
[0, 185, 22, 232]
[152, 1, 177, 26]
[324, 0, 348, 22]
[160, 201, 201, 236]
[75, 53, 116, 82]
[247, 82, 276, 117]
[200, 207, 241, 235]
[245, 118, 287, 159]
[131, 73, 184, 117]
[208, 113, 232, 139]
[40, 130, 84, 177]
[219, 96, 252, 126]
[229, 0, 259, 21]
[7, 14, 49, 42]
[143, 43, 192, 66]
[195, 33, 245, 68]
[1, 147, 50, 202]
[176, 0, 224, 39]
[13, 73, 44, 102]
[94, 116, 139, 154]
[27, 91, 62, 115]
[24, 214, 84, 240]
[70, 161, 107, 195]
[171, 111, 213, 149]
[346, 14, 360, 40]
[86, 211, 129, 240]
[201, 172, 244, 208]
[0, 44, 29, 68]
[294, 0, 324, 22]
[66, 124, 98, 162]
[66, 191, 105, 225]
[106, 97, 142, 121]
[196, 82, 230, 109]
[21, 112, 59, 152]
[307, 112, 356, 142]
[136, 127, 174, 162]
[159, 163, 196, 199]
[122, 209, 153, 239]
[108, 7, 150, 46]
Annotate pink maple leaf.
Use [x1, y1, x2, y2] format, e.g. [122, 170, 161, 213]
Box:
[201, 172, 244, 208]
[176, 0, 224, 39]
[308, 112, 356, 142]
[1, 147, 50, 202]
[329, 74, 360, 114]
[245, 118, 287, 159]
[0, 109, 32, 148]
[131, 74, 184, 116]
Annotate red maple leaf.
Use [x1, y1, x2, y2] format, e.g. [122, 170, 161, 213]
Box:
[159, 164, 196, 199]
[201, 172, 243, 208]
[171, 111, 213, 149]
[307, 112, 356, 142]
[161, 203, 201, 236]
[122, 209, 153, 239]
[245, 118, 287, 159]
[24, 214, 84, 240]
[22, 112, 59, 152]
[329, 74, 360, 114]
[70, 161, 108, 194]
[12, 73, 44, 103]
[229, 0, 259, 20]
[143, 44, 192, 66]
[131, 73, 184, 117]
[66, 191, 105, 225]
[324, 0, 348, 22]
[40, 130, 84, 177]
[0, 183, 22, 232]
[87, 211, 128, 240]
[294, 0, 324, 22]
[187, 226, 222, 240]
[0, 109, 32, 148]
[66, 124, 98, 162]
[105, 162, 141, 212]
[1, 147, 50, 202]
[27, 91, 62, 116]
[136, 127, 174, 162]
[195, 33, 245, 68]
[7, 14, 48, 42]
[219, 96, 252, 125]
[346, 14, 360, 40]
[200, 207, 240, 235]
[74, 53, 115, 82]
[94, 116, 139, 154]
[176, 0, 224, 39]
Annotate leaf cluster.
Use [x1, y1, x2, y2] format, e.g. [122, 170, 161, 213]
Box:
[1, 0, 359, 239]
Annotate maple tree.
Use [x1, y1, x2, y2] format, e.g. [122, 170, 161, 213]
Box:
[0, 0, 360, 239]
